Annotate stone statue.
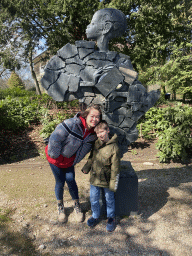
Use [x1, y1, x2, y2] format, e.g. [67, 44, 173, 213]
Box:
[41, 8, 160, 154]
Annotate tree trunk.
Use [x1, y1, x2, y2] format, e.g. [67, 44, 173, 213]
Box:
[172, 90, 176, 100]
[28, 50, 41, 95]
[162, 85, 166, 94]
[183, 93, 186, 103]
[161, 84, 166, 99]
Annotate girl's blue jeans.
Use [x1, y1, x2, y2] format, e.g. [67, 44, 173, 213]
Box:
[90, 185, 115, 219]
[49, 163, 79, 201]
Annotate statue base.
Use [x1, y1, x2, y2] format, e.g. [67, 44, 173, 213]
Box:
[100, 161, 138, 218]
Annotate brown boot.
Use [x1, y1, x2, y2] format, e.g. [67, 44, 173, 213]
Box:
[74, 199, 84, 222]
[58, 200, 67, 223]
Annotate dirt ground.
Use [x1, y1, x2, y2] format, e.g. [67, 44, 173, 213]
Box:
[0, 128, 192, 256]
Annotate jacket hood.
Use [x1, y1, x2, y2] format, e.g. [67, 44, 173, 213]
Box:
[106, 133, 118, 145]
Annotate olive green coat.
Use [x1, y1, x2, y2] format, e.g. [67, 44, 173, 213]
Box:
[81, 134, 121, 192]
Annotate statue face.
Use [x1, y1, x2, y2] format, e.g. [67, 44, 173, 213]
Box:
[86, 12, 103, 40]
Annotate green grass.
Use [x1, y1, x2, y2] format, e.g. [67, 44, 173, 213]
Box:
[1, 169, 54, 200]
[0, 166, 74, 219]
[0, 208, 12, 223]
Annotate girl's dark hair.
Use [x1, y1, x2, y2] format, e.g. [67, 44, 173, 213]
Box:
[80, 104, 102, 120]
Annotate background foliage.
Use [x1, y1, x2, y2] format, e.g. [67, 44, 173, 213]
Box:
[0, 88, 78, 132]
[137, 104, 192, 162]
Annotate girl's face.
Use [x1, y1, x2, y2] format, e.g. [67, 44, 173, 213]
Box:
[86, 109, 100, 129]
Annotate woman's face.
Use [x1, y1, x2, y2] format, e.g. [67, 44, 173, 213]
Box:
[86, 109, 100, 129]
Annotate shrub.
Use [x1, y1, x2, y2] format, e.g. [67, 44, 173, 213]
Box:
[40, 111, 74, 139]
[0, 87, 79, 133]
[7, 72, 25, 89]
[0, 96, 47, 131]
[0, 87, 35, 100]
[138, 103, 192, 162]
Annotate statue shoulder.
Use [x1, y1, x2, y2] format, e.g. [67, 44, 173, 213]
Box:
[75, 40, 96, 60]
[116, 53, 134, 71]
[57, 43, 78, 59]
[56, 40, 96, 60]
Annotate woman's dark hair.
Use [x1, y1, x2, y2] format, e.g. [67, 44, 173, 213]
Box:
[80, 104, 102, 120]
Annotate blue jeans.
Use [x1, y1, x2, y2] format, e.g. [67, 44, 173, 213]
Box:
[49, 163, 79, 201]
[90, 185, 115, 219]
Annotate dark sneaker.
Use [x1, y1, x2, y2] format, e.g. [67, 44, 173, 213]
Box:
[87, 216, 99, 227]
[106, 217, 116, 232]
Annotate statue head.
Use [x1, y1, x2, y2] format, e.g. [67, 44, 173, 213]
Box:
[86, 8, 127, 52]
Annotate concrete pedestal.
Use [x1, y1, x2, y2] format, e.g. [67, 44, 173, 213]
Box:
[115, 162, 138, 216]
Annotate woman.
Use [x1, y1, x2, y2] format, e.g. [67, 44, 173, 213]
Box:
[45, 104, 102, 223]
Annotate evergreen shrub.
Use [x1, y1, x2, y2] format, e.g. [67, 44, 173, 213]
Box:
[7, 72, 25, 89]
[138, 103, 192, 162]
